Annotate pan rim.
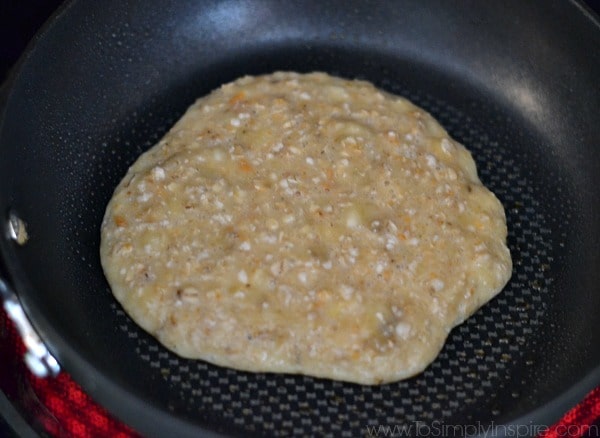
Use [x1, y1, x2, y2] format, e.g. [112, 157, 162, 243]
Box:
[2, 253, 600, 436]
[1, 0, 599, 436]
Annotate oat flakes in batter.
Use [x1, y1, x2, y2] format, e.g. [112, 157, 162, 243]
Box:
[100, 72, 512, 384]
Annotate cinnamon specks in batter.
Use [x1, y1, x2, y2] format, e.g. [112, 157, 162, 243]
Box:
[101, 72, 511, 384]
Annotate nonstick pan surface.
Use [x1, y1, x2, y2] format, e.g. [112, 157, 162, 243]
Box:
[1, 1, 599, 437]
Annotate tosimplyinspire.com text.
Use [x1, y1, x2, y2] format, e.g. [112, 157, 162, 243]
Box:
[365, 420, 599, 437]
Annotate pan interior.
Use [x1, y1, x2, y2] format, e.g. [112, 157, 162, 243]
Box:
[0, 1, 598, 436]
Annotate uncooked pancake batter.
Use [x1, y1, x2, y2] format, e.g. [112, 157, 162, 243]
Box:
[101, 72, 512, 384]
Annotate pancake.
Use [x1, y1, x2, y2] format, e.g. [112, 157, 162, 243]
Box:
[100, 72, 512, 384]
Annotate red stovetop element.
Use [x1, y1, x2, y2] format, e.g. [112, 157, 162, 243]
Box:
[539, 387, 600, 438]
[0, 307, 140, 437]
[1, 306, 599, 437]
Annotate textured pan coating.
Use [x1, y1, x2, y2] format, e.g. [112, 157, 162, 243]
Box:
[100, 72, 512, 384]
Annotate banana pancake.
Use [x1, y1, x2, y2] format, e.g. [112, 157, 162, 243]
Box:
[100, 72, 512, 384]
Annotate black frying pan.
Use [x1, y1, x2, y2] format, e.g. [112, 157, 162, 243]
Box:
[1, 1, 599, 437]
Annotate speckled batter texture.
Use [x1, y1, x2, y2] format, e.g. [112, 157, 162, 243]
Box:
[100, 72, 512, 384]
